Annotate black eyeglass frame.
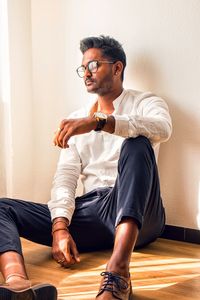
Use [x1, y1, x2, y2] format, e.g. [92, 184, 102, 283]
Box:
[76, 60, 115, 78]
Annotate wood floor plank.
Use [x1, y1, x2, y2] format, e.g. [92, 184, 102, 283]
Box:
[0, 238, 200, 299]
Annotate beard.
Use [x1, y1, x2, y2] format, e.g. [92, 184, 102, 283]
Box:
[85, 73, 114, 95]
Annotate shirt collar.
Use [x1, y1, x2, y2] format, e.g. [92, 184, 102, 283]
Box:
[88, 89, 127, 116]
[112, 89, 126, 112]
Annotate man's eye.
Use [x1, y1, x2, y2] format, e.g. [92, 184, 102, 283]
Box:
[89, 62, 97, 70]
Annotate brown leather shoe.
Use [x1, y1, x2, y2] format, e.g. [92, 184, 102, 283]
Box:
[0, 282, 57, 300]
[96, 271, 133, 300]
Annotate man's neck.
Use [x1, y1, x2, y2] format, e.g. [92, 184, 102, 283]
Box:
[97, 87, 123, 114]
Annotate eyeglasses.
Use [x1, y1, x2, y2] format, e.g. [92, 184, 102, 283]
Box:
[76, 60, 115, 78]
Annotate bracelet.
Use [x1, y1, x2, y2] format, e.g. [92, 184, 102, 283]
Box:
[52, 219, 68, 227]
[52, 227, 69, 235]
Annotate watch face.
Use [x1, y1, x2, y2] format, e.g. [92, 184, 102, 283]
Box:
[93, 111, 107, 131]
[95, 112, 107, 119]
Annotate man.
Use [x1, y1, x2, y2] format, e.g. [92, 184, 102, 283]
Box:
[0, 35, 172, 300]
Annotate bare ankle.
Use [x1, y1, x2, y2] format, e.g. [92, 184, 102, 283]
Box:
[106, 262, 129, 278]
[0, 251, 28, 283]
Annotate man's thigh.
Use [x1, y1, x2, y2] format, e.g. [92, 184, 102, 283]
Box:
[0, 198, 52, 246]
[69, 188, 116, 252]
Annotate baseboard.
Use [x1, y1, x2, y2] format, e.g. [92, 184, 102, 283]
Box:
[161, 225, 200, 244]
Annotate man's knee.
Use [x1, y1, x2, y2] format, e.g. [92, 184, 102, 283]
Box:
[120, 136, 152, 159]
[0, 198, 19, 216]
[0, 198, 11, 209]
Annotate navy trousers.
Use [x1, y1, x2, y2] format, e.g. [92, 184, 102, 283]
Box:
[0, 137, 165, 256]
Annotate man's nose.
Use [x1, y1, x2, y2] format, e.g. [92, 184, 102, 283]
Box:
[84, 67, 92, 78]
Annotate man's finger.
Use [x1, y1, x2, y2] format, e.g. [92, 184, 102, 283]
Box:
[53, 119, 66, 146]
[62, 257, 76, 268]
[63, 249, 73, 264]
[71, 240, 80, 263]
[62, 134, 70, 148]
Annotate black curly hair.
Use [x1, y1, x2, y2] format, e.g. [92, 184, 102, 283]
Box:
[80, 35, 126, 81]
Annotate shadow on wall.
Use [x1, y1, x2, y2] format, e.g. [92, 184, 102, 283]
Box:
[128, 53, 200, 228]
[159, 102, 200, 226]
[127, 52, 163, 92]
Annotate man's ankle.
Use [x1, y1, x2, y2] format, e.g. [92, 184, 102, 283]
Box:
[106, 263, 129, 278]
[6, 273, 28, 283]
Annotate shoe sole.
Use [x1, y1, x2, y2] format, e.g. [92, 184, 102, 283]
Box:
[0, 287, 35, 300]
[33, 284, 57, 300]
[0, 283, 57, 300]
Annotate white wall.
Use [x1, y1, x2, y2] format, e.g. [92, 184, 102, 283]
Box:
[6, 0, 34, 199]
[31, 0, 68, 201]
[5, 0, 200, 230]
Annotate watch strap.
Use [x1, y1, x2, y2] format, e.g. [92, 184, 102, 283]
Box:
[94, 113, 107, 131]
[94, 118, 107, 131]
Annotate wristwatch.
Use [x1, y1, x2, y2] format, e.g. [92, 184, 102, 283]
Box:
[93, 112, 108, 131]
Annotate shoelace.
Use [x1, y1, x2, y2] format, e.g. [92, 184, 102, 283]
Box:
[99, 271, 128, 300]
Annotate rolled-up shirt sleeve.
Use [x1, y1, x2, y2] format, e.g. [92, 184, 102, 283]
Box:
[114, 92, 172, 143]
[48, 141, 81, 224]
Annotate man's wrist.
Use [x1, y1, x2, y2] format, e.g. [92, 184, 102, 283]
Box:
[52, 227, 69, 235]
[52, 217, 69, 227]
[86, 114, 115, 133]
[86, 116, 98, 131]
[52, 217, 69, 235]
[93, 112, 108, 131]
[103, 115, 115, 133]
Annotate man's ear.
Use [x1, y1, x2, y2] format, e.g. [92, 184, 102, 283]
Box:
[113, 61, 123, 76]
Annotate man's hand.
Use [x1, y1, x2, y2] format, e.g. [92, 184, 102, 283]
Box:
[53, 117, 96, 148]
[52, 229, 80, 267]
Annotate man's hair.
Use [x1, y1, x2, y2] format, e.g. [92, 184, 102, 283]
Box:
[80, 35, 126, 81]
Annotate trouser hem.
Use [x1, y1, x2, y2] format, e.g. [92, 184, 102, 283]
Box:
[115, 212, 143, 230]
[0, 246, 22, 256]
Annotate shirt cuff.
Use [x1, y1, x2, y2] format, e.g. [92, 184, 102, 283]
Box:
[49, 207, 73, 225]
[114, 115, 129, 137]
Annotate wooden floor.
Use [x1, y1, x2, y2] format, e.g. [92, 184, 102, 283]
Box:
[0, 238, 200, 299]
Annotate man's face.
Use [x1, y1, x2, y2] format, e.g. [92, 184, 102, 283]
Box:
[81, 48, 115, 95]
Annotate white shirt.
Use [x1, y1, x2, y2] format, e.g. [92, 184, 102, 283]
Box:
[48, 89, 172, 223]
